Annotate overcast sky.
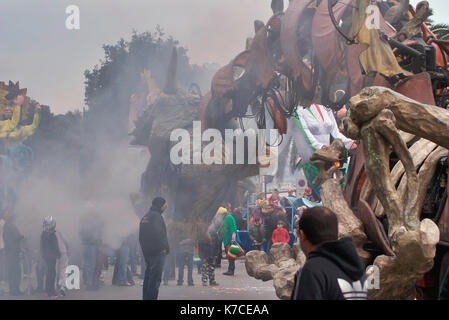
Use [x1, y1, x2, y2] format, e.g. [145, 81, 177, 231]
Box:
[1, 0, 447, 114]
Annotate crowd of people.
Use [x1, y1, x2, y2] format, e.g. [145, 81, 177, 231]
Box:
[0, 208, 144, 298]
[0, 185, 319, 299]
[246, 188, 319, 252]
[136, 186, 325, 301]
[136, 195, 371, 300]
[2, 191, 449, 301]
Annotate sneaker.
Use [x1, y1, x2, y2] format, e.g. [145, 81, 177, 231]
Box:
[222, 271, 234, 276]
[209, 281, 219, 286]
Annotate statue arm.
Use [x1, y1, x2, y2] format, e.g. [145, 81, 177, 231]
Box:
[327, 108, 354, 149]
[0, 112, 40, 141]
[18, 112, 41, 137]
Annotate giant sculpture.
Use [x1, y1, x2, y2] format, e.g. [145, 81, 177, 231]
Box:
[246, 88, 447, 299]
[131, 0, 449, 299]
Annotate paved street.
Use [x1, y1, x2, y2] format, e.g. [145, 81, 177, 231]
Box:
[0, 257, 278, 300]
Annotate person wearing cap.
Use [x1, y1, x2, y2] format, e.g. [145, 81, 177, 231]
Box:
[218, 208, 238, 276]
[139, 197, 169, 300]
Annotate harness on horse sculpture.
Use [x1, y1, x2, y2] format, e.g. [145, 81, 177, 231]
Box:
[328, 0, 362, 45]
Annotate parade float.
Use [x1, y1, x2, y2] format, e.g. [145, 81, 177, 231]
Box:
[0, 81, 41, 212]
[129, 0, 449, 299]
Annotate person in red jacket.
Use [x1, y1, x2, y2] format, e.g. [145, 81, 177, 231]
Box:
[271, 220, 290, 244]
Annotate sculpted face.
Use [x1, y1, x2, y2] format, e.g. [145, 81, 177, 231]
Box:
[2, 106, 14, 120]
[13, 94, 25, 106]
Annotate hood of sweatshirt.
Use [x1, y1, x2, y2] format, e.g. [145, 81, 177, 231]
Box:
[307, 237, 365, 281]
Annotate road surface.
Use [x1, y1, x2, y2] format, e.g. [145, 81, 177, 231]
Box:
[0, 257, 279, 300]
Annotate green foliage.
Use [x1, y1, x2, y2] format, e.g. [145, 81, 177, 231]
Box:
[430, 23, 449, 40]
[25, 105, 84, 172]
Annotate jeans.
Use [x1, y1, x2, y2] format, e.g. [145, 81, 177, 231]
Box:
[83, 244, 97, 288]
[177, 252, 193, 285]
[36, 256, 47, 291]
[143, 254, 166, 300]
[225, 244, 235, 274]
[211, 234, 222, 266]
[228, 259, 235, 273]
[266, 238, 273, 252]
[94, 246, 105, 288]
[0, 249, 6, 281]
[113, 246, 130, 285]
[56, 253, 69, 291]
[440, 264, 449, 300]
[6, 251, 21, 294]
[45, 258, 57, 296]
[163, 250, 176, 283]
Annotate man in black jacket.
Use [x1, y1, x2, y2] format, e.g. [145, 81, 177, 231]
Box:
[139, 197, 169, 300]
[291, 206, 368, 300]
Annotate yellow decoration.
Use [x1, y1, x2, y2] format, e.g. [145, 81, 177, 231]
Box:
[353, 1, 412, 77]
[140, 69, 161, 105]
[0, 112, 41, 149]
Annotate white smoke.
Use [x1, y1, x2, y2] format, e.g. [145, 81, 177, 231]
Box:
[14, 142, 149, 264]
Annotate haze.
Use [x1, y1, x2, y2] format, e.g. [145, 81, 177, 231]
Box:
[0, 0, 446, 114]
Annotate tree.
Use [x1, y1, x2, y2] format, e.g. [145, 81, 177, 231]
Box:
[83, 28, 218, 145]
[430, 23, 449, 40]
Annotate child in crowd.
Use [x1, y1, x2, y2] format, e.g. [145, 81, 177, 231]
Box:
[177, 237, 194, 286]
[249, 217, 265, 251]
[197, 232, 219, 287]
[271, 220, 290, 244]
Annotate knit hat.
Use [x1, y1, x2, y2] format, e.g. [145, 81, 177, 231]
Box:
[217, 207, 227, 215]
[152, 197, 166, 210]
